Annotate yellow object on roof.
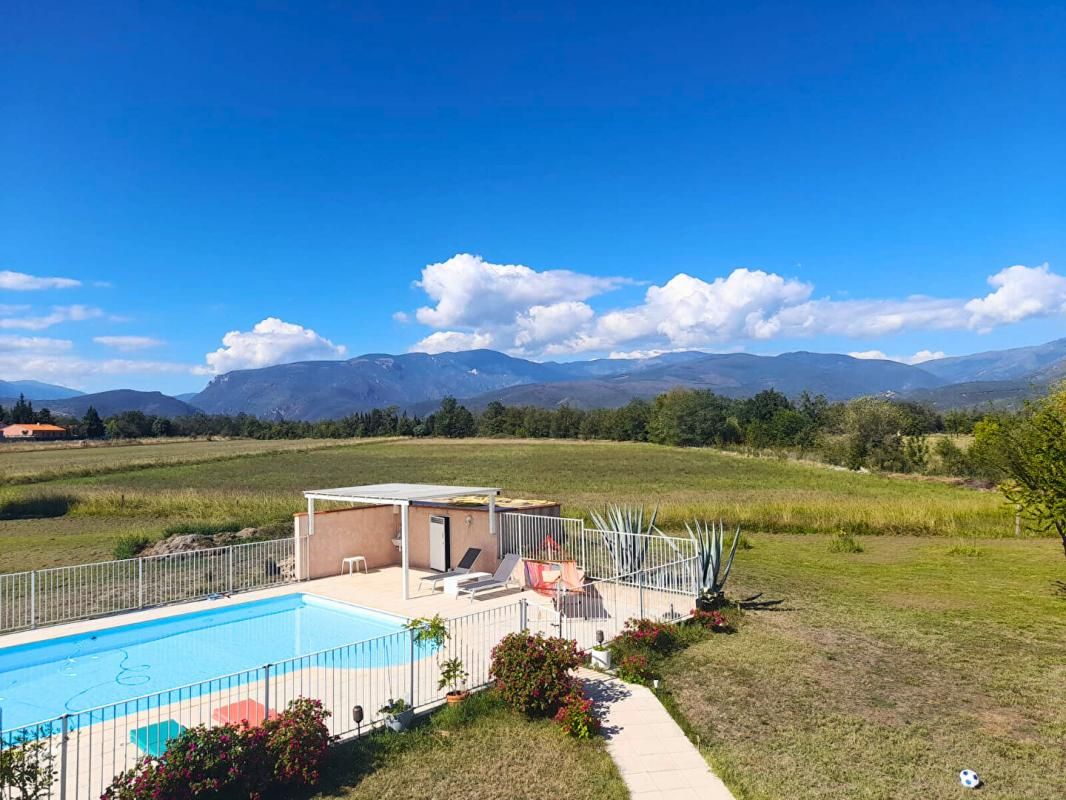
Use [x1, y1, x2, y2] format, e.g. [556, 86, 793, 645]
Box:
[445, 494, 554, 509]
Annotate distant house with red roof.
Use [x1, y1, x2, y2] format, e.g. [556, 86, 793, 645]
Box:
[1, 423, 68, 440]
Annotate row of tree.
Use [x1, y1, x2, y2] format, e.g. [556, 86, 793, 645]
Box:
[3, 389, 989, 474]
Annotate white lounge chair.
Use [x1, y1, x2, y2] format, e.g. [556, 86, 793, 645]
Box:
[418, 548, 482, 590]
[456, 553, 522, 602]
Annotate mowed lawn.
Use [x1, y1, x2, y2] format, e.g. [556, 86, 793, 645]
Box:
[0, 436, 379, 484]
[0, 438, 1016, 570]
[312, 692, 627, 800]
[663, 535, 1066, 800]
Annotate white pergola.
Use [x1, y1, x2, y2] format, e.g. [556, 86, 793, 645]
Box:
[302, 483, 501, 599]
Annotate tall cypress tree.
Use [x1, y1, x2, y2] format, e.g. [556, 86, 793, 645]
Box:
[83, 405, 106, 439]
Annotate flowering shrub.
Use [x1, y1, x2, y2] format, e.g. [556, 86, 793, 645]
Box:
[101, 699, 332, 800]
[614, 618, 679, 655]
[553, 691, 601, 739]
[101, 723, 271, 800]
[615, 653, 653, 684]
[490, 632, 582, 717]
[264, 698, 333, 787]
[691, 608, 733, 633]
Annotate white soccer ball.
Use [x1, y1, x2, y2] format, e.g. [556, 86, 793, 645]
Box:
[958, 769, 981, 789]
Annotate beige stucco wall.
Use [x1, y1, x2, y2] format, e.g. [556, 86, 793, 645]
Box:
[294, 505, 401, 580]
[294, 502, 561, 581]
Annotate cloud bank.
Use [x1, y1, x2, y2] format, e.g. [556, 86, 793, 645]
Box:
[401, 256, 1065, 358]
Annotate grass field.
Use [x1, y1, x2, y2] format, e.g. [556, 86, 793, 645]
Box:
[312, 691, 627, 800]
[0, 437, 385, 484]
[0, 438, 1018, 571]
[662, 534, 1066, 800]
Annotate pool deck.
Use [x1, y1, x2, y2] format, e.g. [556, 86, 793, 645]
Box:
[0, 566, 548, 650]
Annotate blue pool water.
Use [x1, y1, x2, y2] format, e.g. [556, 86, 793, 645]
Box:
[0, 594, 411, 730]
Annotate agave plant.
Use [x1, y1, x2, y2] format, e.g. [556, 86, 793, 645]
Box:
[588, 503, 661, 575]
[686, 519, 741, 609]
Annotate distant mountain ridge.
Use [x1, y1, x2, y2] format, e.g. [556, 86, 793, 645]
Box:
[435, 351, 947, 411]
[0, 379, 83, 400]
[0, 390, 198, 419]
[919, 338, 1066, 383]
[4, 338, 1064, 420]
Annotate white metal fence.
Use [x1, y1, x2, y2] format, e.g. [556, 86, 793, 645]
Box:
[499, 511, 697, 580]
[0, 539, 295, 634]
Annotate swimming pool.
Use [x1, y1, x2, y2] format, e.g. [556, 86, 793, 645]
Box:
[0, 593, 412, 730]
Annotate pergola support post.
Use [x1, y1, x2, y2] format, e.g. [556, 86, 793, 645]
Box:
[401, 501, 410, 600]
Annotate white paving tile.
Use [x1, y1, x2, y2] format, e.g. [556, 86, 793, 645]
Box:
[580, 670, 736, 800]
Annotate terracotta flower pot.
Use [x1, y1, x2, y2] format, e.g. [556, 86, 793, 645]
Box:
[446, 690, 469, 705]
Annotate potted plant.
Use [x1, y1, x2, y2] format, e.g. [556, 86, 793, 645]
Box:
[589, 644, 612, 670]
[687, 519, 741, 611]
[379, 698, 413, 732]
[588, 629, 611, 669]
[439, 657, 469, 704]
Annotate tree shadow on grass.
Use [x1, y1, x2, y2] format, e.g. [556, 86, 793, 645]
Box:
[0, 493, 75, 520]
[739, 592, 792, 611]
[1052, 580, 1066, 598]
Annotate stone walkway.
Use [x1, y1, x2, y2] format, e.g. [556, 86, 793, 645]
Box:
[581, 670, 736, 800]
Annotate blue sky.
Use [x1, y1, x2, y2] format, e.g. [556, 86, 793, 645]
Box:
[2, 1, 1064, 394]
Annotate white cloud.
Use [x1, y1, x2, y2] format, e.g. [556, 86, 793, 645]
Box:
[849, 349, 947, 365]
[0, 336, 189, 388]
[0, 335, 74, 353]
[964, 263, 1066, 330]
[202, 317, 347, 374]
[93, 335, 164, 352]
[411, 330, 496, 354]
[0, 305, 105, 331]
[403, 257, 1066, 358]
[0, 270, 81, 291]
[413, 253, 630, 328]
[392, 311, 410, 323]
[514, 302, 595, 349]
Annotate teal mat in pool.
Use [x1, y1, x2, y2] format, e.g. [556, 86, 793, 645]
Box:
[129, 719, 186, 757]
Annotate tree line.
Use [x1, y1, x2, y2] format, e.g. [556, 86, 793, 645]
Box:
[2, 389, 991, 475]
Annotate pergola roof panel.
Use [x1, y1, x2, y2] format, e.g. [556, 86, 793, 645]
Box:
[303, 482, 500, 504]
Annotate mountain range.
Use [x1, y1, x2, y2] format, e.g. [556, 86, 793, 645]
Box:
[4, 339, 1065, 421]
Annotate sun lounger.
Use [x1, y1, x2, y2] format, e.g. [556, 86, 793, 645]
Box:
[457, 553, 522, 601]
[212, 700, 276, 727]
[418, 548, 482, 590]
[129, 719, 186, 757]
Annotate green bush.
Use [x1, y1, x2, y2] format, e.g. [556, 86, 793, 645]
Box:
[827, 531, 864, 553]
[0, 727, 57, 800]
[112, 534, 153, 560]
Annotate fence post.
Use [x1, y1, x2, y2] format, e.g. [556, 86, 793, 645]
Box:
[519, 599, 527, 632]
[30, 570, 36, 629]
[138, 558, 144, 609]
[408, 628, 416, 707]
[263, 663, 271, 713]
[638, 568, 645, 619]
[581, 528, 587, 570]
[228, 547, 234, 593]
[59, 713, 69, 800]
